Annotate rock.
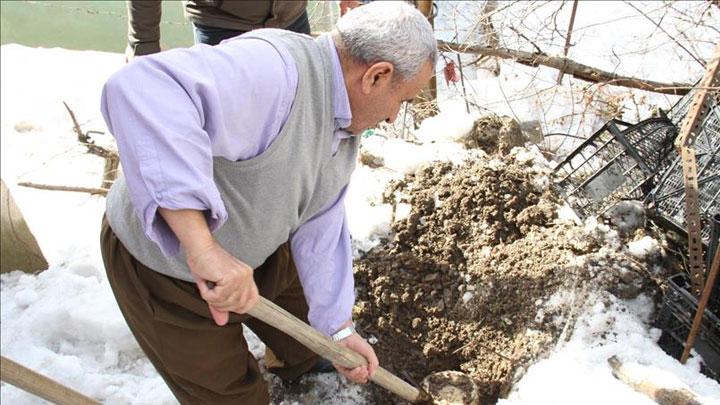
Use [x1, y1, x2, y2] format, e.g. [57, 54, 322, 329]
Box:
[359, 144, 385, 168]
[606, 201, 646, 236]
[13, 120, 41, 133]
[462, 115, 526, 153]
[519, 120, 544, 144]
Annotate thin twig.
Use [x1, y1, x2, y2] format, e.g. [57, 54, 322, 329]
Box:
[62, 101, 116, 159]
[624, 1, 706, 68]
[18, 182, 108, 196]
[456, 54, 470, 114]
[508, 25, 544, 54]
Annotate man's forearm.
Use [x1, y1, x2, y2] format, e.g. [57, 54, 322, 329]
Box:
[157, 208, 215, 260]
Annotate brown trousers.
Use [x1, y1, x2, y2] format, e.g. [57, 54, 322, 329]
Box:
[100, 217, 318, 404]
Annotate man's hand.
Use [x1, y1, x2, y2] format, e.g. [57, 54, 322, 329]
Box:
[189, 242, 259, 326]
[333, 322, 379, 383]
[157, 208, 259, 326]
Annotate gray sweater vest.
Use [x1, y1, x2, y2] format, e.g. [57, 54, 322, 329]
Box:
[106, 30, 359, 282]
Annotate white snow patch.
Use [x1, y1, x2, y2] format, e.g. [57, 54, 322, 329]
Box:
[627, 236, 661, 259]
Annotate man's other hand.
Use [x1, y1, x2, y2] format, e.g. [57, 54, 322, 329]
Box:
[334, 331, 379, 383]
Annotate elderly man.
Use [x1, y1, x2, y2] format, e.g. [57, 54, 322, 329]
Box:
[100, 2, 436, 403]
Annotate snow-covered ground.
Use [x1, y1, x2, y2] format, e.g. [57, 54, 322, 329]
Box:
[2, 1, 719, 403]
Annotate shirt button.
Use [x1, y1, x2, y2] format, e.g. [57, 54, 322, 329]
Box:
[156, 193, 163, 200]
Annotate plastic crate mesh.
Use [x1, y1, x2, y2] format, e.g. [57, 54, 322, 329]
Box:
[647, 103, 719, 243]
[666, 87, 720, 128]
[553, 118, 677, 218]
[656, 273, 720, 381]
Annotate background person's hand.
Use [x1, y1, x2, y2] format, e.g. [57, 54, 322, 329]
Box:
[188, 242, 259, 326]
[334, 330, 379, 384]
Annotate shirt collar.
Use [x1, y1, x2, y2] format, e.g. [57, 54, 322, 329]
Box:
[323, 34, 352, 131]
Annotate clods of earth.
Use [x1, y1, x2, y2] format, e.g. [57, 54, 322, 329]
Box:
[352, 146, 670, 404]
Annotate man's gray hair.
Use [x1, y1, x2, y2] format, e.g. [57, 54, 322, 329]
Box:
[334, 1, 437, 81]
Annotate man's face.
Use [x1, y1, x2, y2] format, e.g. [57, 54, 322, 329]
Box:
[346, 61, 434, 134]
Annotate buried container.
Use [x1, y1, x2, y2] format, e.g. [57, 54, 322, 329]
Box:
[656, 273, 720, 382]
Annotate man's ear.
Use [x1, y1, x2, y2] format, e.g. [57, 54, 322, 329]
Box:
[360, 62, 395, 94]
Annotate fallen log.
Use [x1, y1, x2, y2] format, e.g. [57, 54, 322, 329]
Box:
[608, 356, 701, 405]
[437, 40, 693, 95]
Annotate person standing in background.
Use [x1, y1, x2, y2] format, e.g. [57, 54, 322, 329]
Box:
[126, 0, 362, 61]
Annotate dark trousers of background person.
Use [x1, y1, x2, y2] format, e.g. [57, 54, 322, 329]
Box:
[100, 216, 318, 404]
[193, 10, 311, 45]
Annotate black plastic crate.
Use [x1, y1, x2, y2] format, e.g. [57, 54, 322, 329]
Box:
[553, 117, 678, 218]
[656, 273, 720, 381]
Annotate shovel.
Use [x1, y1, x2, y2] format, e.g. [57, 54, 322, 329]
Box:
[249, 296, 430, 402]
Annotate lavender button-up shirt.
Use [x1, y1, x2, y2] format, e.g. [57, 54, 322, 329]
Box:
[101, 34, 354, 336]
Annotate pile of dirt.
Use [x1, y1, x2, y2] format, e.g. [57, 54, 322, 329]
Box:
[352, 153, 662, 403]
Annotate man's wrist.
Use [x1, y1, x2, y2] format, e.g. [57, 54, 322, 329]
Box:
[331, 324, 356, 342]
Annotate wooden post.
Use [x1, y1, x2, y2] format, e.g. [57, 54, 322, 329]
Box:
[414, 0, 438, 119]
[556, 0, 579, 83]
[1, 179, 48, 274]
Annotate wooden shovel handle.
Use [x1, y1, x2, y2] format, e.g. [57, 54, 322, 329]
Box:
[249, 297, 424, 402]
[1, 355, 100, 405]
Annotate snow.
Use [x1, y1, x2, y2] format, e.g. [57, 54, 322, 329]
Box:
[413, 104, 479, 144]
[627, 236, 661, 260]
[557, 202, 583, 225]
[500, 293, 720, 405]
[2, 2, 719, 403]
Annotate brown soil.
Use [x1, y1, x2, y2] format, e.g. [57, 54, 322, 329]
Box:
[352, 154, 664, 404]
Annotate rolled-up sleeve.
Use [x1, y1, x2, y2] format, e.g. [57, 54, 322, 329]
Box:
[290, 187, 355, 336]
[101, 58, 227, 255]
[101, 39, 296, 256]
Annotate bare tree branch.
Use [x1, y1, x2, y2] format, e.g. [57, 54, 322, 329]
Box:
[62, 101, 116, 159]
[62, 101, 119, 189]
[440, 39, 692, 95]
